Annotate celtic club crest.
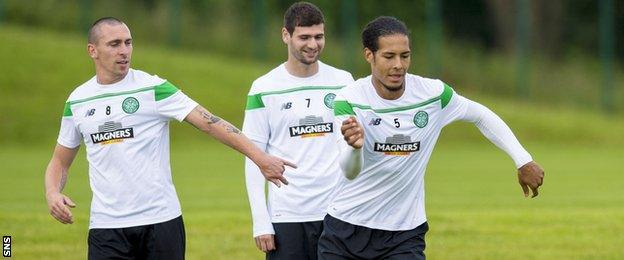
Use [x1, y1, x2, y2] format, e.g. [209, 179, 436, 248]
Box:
[324, 93, 336, 109]
[413, 111, 428, 128]
[122, 97, 140, 114]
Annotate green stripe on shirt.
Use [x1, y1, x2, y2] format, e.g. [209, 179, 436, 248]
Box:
[64, 81, 179, 114]
[245, 85, 346, 110]
[259, 85, 345, 97]
[68, 81, 177, 105]
[69, 85, 154, 105]
[339, 83, 455, 114]
[348, 96, 440, 114]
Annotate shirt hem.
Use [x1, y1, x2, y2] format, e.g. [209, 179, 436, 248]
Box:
[88, 211, 182, 229]
[270, 214, 327, 223]
[327, 211, 427, 231]
[57, 139, 80, 149]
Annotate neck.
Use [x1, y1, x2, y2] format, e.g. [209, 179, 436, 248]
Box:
[96, 69, 127, 85]
[284, 59, 319, 78]
[371, 77, 405, 100]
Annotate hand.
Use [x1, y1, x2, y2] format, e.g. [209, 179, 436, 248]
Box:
[46, 192, 76, 224]
[254, 234, 276, 253]
[341, 117, 364, 149]
[256, 154, 297, 187]
[517, 161, 544, 198]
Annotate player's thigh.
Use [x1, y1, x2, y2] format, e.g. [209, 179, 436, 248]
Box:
[267, 222, 307, 260]
[317, 228, 345, 260]
[301, 221, 324, 259]
[384, 222, 428, 260]
[317, 216, 360, 260]
[146, 216, 186, 260]
[88, 228, 133, 260]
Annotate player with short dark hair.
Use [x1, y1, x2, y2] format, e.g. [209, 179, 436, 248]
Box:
[317, 16, 545, 259]
[87, 17, 123, 44]
[44, 17, 294, 260]
[283, 1, 325, 35]
[243, 2, 353, 259]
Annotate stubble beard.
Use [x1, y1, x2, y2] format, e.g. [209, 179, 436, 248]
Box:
[382, 81, 404, 92]
[296, 53, 318, 65]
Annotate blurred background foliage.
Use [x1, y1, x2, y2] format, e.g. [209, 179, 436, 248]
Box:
[0, 0, 622, 145]
[3, 0, 623, 62]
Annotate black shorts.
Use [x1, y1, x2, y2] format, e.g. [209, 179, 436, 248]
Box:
[267, 220, 323, 260]
[318, 215, 428, 260]
[88, 215, 185, 260]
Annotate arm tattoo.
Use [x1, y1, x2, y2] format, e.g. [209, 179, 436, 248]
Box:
[226, 124, 241, 134]
[200, 110, 222, 124]
[198, 108, 240, 134]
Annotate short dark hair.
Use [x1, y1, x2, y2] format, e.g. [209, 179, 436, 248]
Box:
[362, 16, 409, 53]
[88, 17, 124, 44]
[283, 2, 324, 35]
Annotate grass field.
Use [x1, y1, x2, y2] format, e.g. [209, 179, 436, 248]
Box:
[1, 24, 623, 259]
[1, 131, 623, 259]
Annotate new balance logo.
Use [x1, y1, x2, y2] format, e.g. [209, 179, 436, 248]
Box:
[85, 108, 96, 117]
[281, 102, 293, 110]
[369, 118, 382, 125]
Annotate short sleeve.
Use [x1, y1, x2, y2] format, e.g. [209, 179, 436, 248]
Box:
[440, 83, 470, 126]
[242, 93, 269, 143]
[57, 102, 82, 148]
[154, 81, 199, 122]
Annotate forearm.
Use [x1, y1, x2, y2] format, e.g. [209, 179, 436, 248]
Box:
[45, 160, 68, 195]
[188, 106, 265, 163]
[463, 100, 532, 168]
[335, 115, 364, 179]
[45, 144, 78, 195]
[338, 141, 362, 180]
[245, 156, 275, 236]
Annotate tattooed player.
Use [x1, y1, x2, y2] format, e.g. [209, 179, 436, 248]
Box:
[44, 17, 294, 260]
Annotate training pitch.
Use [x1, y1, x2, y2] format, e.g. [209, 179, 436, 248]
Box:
[1, 132, 622, 259]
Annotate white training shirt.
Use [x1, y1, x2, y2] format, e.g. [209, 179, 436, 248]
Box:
[330, 74, 533, 231]
[242, 61, 354, 237]
[57, 69, 198, 229]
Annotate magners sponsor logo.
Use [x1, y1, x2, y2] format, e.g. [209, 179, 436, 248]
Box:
[90, 121, 134, 145]
[289, 115, 333, 138]
[374, 134, 420, 155]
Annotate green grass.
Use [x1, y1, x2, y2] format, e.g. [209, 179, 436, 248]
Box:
[426, 141, 624, 259]
[0, 141, 254, 259]
[1, 138, 623, 259]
